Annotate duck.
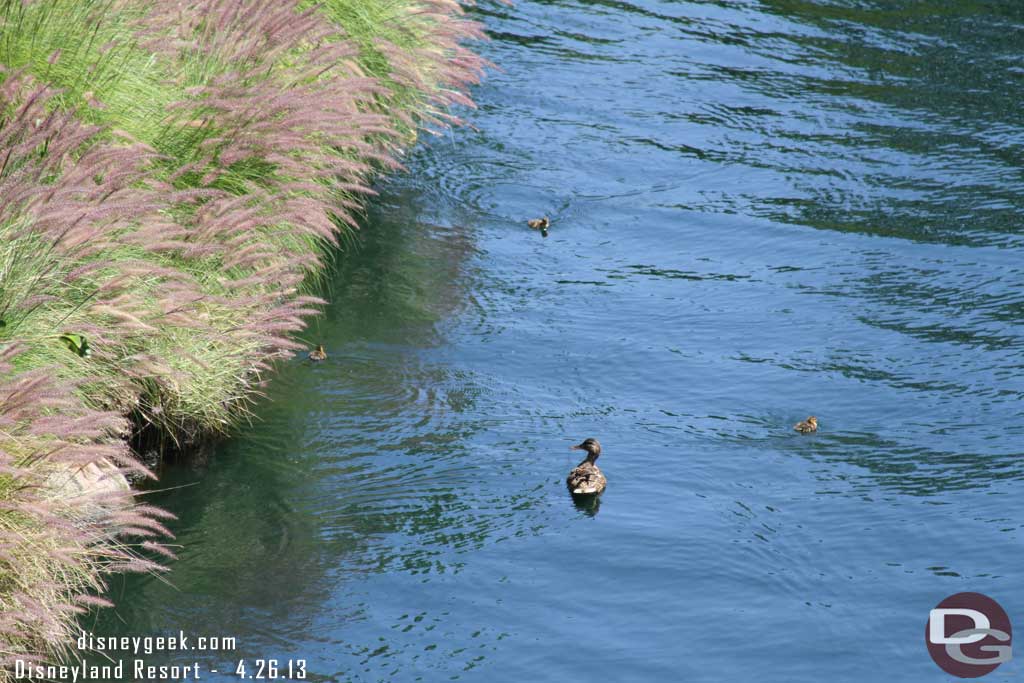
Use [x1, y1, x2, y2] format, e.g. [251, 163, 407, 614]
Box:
[527, 216, 550, 237]
[308, 344, 327, 362]
[793, 416, 817, 433]
[566, 438, 607, 495]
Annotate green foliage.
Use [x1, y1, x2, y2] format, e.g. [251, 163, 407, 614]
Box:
[58, 333, 90, 357]
[0, 0, 483, 669]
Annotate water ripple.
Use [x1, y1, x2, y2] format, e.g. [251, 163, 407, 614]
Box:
[95, 1, 1024, 681]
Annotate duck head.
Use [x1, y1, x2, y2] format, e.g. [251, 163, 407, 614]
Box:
[806, 416, 818, 427]
[571, 438, 601, 463]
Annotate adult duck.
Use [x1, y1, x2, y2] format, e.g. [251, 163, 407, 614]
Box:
[567, 438, 606, 495]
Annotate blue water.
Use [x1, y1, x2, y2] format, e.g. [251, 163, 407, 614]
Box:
[93, 1, 1024, 680]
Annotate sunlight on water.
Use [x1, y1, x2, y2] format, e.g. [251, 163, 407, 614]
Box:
[93, 1, 1024, 681]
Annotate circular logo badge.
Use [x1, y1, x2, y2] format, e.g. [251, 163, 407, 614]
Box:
[926, 592, 1012, 678]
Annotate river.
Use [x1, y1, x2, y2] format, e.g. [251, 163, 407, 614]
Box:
[92, 1, 1024, 680]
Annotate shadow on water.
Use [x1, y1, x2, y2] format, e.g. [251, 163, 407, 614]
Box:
[92, 184, 555, 666]
[570, 492, 601, 517]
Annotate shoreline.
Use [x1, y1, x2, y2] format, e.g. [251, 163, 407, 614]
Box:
[0, 0, 486, 671]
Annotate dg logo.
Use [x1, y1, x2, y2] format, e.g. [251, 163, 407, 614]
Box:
[926, 592, 1012, 678]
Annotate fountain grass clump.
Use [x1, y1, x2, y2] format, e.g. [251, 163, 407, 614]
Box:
[0, 0, 485, 670]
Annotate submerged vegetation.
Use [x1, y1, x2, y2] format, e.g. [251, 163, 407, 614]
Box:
[0, 0, 485, 669]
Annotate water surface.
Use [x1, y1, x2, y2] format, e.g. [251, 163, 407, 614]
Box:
[94, 1, 1024, 680]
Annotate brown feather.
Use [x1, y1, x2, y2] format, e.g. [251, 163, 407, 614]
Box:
[566, 461, 607, 495]
[793, 416, 818, 433]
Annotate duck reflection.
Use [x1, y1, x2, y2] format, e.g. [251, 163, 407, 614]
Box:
[571, 491, 601, 517]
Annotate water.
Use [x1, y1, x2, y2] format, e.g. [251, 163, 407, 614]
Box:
[91, 1, 1024, 680]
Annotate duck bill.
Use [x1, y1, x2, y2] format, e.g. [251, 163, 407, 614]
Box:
[570, 444, 584, 451]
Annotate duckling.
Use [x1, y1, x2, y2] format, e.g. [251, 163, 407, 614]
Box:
[527, 216, 550, 237]
[308, 344, 327, 362]
[793, 416, 817, 433]
[566, 438, 607, 495]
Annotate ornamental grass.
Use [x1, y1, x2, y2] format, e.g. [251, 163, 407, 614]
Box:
[0, 0, 485, 670]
